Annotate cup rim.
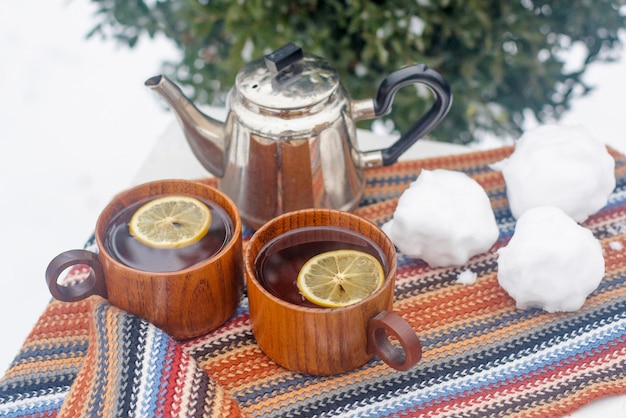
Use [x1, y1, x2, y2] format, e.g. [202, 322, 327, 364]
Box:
[244, 208, 396, 313]
[95, 179, 242, 277]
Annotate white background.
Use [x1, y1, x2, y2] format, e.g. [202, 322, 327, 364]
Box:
[0, 0, 177, 372]
[1, 3, 625, 415]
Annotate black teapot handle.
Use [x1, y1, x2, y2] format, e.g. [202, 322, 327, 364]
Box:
[373, 64, 452, 166]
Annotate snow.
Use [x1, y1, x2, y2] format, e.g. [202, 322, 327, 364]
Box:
[456, 269, 478, 285]
[0, 0, 177, 374]
[382, 169, 499, 267]
[498, 124, 615, 222]
[1, 1, 625, 390]
[497, 206, 605, 312]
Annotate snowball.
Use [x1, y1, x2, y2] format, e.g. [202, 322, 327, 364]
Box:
[500, 124, 615, 223]
[497, 206, 605, 312]
[456, 269, 478, 285]
[382, 169, 500, 267]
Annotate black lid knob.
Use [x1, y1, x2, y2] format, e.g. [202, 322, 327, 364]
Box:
[264, 42, 304, 74]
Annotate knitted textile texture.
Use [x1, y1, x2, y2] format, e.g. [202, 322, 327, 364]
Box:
[1, 146, 625, 417]
[0, 295, 241, 418]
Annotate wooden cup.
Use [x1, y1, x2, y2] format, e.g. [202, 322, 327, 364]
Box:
[245, 209, 422, 375]
[46, 180, 243, 340]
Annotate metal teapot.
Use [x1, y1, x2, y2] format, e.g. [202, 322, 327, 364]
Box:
[146, 43, 452, 229]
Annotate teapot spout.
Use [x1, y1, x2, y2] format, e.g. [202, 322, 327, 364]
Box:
[145, 75, 226, 178]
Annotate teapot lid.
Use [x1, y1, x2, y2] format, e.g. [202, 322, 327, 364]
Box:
[235, 43, 340, 111]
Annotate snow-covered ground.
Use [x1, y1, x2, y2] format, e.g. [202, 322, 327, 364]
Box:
[0, 0, 177, 373]
[1, 3, 625, 410]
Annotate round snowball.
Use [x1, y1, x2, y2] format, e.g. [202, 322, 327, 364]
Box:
[501, 124, 615, 223]
[497, 206, 605, 312]
[382, 169, 499, 267]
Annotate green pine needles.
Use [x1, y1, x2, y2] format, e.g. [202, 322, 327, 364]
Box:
[87, 0, 626, 144]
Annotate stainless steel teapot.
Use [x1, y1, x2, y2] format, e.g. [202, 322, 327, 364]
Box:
[146, 43, 452, 229]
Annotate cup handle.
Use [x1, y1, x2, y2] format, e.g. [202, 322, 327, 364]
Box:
[367, 311, 422, 371]
[45, 249, 108, 302]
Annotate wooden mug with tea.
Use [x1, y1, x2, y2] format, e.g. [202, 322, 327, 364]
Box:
[245, 209, 422, 375]
[45, 180, 243, 340]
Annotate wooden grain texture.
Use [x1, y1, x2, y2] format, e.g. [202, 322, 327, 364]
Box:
[245, 209, 402, 375]
[50, 180, 244, 340]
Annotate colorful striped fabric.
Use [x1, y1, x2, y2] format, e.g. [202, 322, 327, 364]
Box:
[0, 282, 240, 418]
[58, 299, 241, 417]
[1, 146, 625, 417]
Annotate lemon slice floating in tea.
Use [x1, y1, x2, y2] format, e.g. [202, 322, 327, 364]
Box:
[129, 195, 211, 249]
[296, 249, 384, 308]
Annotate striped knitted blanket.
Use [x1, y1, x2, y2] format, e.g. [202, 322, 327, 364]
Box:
[1, 146, 625, 417]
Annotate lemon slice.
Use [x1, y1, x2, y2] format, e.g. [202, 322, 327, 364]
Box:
[129, 195, 211, 249]
[296, 249, 384, 308]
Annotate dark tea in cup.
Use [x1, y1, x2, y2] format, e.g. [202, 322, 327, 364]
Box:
[105, 196, 234, 272]
[46, 180, 244, 340]
[255, 226, 387, 307]
[245, 209, 422, 375]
